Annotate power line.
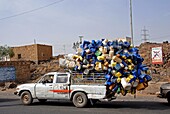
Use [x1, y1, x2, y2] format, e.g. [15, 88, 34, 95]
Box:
[0, 0, 64, 21]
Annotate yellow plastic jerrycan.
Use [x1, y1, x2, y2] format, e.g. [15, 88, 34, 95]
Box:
[104, 61, 109, 67]
[97, 56, 105, 61]
[126, 74, 134, 82]
[95, 62, 103, 69]
[73, 55, 83, 61]
[112, 56, 122, 63]
[115, 72, 122, 77]
[117, 77, 121, 83]
[122, 55, 126, 59]
[110, 60, 117, 67]
[126, 59, 132, 64]
[128, 64, 134, 70]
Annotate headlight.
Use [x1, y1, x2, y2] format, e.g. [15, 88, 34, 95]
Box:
[16, 88, 20, 90]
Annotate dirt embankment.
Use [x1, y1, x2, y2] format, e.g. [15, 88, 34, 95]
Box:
[138, 42, 170, 82]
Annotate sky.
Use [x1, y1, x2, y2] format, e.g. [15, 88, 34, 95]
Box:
[0, 0, 170, 55]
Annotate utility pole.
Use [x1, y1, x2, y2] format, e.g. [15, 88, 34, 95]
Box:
[130, 0, 134, 46]
[141, 26, 149, 42]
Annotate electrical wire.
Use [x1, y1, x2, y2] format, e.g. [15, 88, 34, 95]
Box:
[0, 0, 64, 21]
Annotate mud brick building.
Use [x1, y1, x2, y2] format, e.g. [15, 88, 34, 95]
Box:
[11, 44, 53, 63]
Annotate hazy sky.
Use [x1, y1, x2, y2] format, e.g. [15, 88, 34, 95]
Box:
[0, 0, 170, 55]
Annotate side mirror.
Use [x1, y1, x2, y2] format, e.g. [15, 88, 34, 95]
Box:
[42, 80, 46, 84]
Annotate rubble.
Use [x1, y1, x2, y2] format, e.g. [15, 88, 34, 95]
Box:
[138, 42, 170, 82]
[30, 55, 65, 80]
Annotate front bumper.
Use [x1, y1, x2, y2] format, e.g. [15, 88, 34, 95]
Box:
[157, 93, 164, 98]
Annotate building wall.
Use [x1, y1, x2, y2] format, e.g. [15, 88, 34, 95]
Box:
[11, 44, 52, 63]
[0, 61, 31, 83]
[37, 44, 52, 61]
[11, 45, 37, 61]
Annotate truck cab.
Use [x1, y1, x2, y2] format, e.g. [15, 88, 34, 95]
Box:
[36, 72, 70, 99]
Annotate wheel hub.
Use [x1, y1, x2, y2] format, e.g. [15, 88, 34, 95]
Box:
[23, 95, 29, 101]
[77, 96, 83, 103]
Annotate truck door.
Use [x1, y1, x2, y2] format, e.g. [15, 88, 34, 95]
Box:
[35, 74, 55, 99]
[53, 73, 70, 99]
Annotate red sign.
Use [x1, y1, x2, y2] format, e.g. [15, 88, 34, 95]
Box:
[151, 47, 163, 64]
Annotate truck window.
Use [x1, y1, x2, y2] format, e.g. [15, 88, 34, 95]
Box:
[56, 74, 68, 83]
[39, 75, 54, 83]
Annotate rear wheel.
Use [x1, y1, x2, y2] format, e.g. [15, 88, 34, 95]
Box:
[72, 92, 88, 108]
[21, 91, 33, 105]
[167, 92, 170, 104]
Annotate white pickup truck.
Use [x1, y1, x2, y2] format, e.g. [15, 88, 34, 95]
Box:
[14, 72, 109, 108]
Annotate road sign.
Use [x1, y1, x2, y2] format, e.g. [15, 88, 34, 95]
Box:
[151, 47, 163, 64]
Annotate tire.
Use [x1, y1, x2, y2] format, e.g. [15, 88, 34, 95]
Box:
[21, 91, 33, 105]
[38, 99, 47, 103]
[72, 92, 88, 108]
[167, 93, 170, 105]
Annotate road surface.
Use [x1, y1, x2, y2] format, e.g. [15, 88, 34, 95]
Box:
[0, 89, 170, 114]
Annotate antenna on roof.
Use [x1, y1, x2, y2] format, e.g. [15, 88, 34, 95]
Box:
[34, 39, 36, 44]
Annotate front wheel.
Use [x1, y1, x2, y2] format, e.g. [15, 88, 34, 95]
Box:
[72, 92, 88, 108]
[21, 91, 33, 105]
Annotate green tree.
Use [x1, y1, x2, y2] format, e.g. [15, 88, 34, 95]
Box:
[0, 45, 14, 61]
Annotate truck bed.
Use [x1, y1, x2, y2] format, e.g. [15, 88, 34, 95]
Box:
[71, 72, 106, 85]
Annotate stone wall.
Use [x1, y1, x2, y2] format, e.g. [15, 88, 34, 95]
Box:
[0, 61, 31, 83]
